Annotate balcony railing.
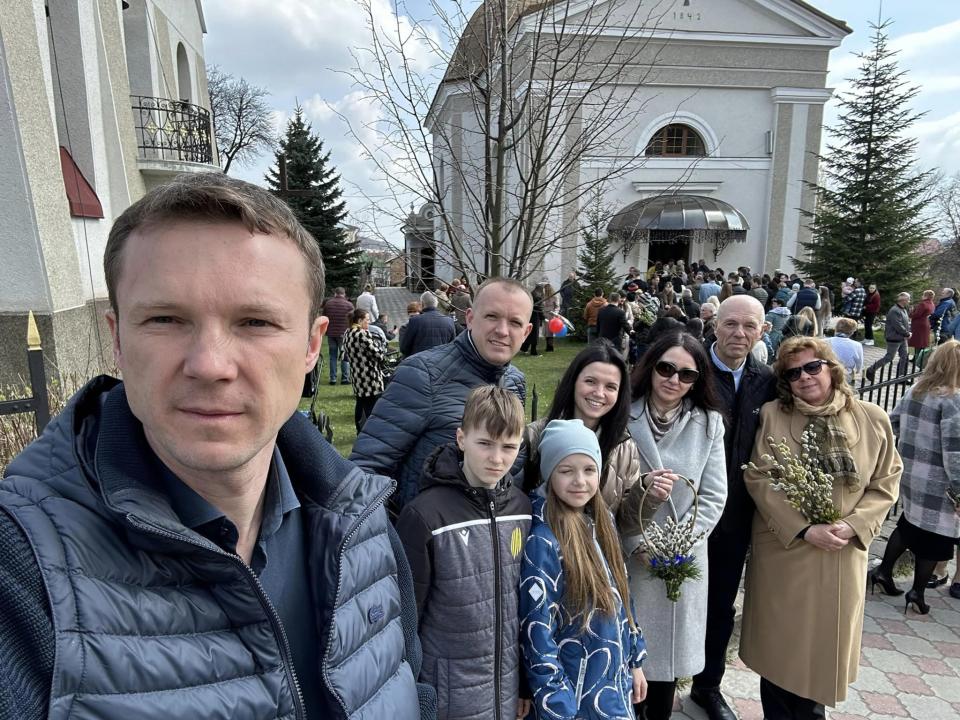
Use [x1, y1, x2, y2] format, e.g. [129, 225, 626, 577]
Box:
[131, 95, 213, 164]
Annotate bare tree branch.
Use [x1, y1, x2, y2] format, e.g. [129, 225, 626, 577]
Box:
[339, 0, 691, 282]
[207, 65, 277, 174]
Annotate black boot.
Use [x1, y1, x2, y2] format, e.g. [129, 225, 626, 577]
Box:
[907, 558, 937, 615]
[870, 528, 906, 596]
[689, 686, 737, 720]
[545, 337, 555, 352]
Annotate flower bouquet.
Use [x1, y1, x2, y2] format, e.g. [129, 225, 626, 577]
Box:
[742, 427, 840, 525]
[638, 475, 705, 602]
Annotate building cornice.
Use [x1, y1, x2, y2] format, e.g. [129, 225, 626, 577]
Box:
[770, 86, 834, 104]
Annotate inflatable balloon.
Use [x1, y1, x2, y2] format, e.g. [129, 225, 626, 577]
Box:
[556, 324, 569, 337]
[547, 317, 564, 334]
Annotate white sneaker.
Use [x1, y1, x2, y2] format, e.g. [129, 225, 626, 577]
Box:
[863, 339, 875, 346]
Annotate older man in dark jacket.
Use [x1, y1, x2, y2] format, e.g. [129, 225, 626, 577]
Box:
[351, 279, 532, 510]
[690, 295, 777, 720]
[866, 292, 912, 381]
[400, 291, 457, 357]
[0, 174, 428, 720]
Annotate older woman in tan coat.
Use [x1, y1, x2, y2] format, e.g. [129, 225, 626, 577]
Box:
[740, 336, 901, 719]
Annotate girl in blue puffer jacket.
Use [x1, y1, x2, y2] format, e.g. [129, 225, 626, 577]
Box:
[520, 419, 647, 719]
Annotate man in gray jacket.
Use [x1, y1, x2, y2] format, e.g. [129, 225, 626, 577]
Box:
[0, 174, 429, 720]
[351, 278, 532, 511]
[866, 292, 912, 382]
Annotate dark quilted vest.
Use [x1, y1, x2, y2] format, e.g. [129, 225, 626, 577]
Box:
[0, 379, 421, 720]
[793, 287, 819, 313]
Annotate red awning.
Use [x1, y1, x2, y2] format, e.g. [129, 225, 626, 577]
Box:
[59, 146, 104, 219]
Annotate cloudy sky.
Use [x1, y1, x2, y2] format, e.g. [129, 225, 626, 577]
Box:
[202, 0, 960, 248]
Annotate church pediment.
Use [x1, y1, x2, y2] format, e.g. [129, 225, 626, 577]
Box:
[523, 0, 849, 44]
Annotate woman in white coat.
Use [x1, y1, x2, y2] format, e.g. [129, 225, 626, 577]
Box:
[621, 329, 728, 720]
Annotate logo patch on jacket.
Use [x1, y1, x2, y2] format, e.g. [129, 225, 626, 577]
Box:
[458, 528, 470, 546]
[510, 527, 523, 558]
[368, 604, 384, 624]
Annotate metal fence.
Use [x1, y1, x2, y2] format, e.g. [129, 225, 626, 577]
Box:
[0, 313, 50, 434]
[131, 95, 213, 164]
[854, 347, 931, 411]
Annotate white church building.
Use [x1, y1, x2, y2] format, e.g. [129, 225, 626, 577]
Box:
[412, 0, 850, 288]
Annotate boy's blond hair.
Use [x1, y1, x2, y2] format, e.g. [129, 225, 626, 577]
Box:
[461, 386, 525, 439]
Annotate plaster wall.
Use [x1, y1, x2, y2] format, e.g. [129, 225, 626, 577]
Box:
[0, 0, 84, 313]
[0, 38, 51, 311]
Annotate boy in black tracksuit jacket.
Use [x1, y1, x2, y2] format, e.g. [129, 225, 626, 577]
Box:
[397, 386, 532, 720]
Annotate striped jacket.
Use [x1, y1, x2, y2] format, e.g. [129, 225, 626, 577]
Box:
[890, 388, 960, 538]
[397, 444, 532, 720]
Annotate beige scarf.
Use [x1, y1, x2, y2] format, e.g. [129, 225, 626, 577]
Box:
[793, 391, 862, 491]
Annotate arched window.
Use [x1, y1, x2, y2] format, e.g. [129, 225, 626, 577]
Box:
[645, 124, 706, 157]
[176, 43, 192, 102]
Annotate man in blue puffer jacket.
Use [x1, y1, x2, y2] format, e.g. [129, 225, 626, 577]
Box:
[0, 174, 431, 720]
[351, 278, 532, 510]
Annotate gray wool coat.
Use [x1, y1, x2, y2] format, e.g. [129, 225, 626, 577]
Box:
[624, 399, 728, 681]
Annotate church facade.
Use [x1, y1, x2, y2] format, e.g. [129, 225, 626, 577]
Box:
[420, 0, 850, 287]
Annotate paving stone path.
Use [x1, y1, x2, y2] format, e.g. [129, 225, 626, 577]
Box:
[670, 513, 960, 720]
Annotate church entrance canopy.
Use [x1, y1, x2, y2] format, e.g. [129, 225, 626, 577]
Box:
[607, 195, 749, 262]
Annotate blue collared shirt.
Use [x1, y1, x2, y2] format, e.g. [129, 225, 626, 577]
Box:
[710, 342, 746, 391]
[159, 448, 321, 717]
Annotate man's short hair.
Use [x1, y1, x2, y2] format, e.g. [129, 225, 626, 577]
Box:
[473, 277, 533, 307]
[835, 317, 857, 335]
[593, 287, 604, 297]
[335, 287, 346, 296]
[105, 173, 324, 319]
[461, 385, 525, 439]
[609, 292, 620, 303]
[420, 291, 439, 309]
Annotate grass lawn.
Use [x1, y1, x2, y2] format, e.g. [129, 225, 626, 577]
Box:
[302, 338, 588, 457]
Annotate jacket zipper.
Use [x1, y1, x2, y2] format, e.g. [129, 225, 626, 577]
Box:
[321, 484, 394, 717]
[126, 517, 307, 719]
[488, 499, 503, 720]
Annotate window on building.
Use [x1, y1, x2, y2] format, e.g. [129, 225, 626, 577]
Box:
[645, 124, 706, 157]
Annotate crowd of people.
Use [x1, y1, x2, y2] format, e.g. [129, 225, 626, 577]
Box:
[1, 172, 957, 720]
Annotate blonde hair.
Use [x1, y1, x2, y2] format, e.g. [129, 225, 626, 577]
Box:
[834, 317, 857, 336]
[797, 306, 819, 336]
[461, 386, 525, 439]
[913, 340, 960, 397]
[773, 336, 853, 408]
[545, 483, 635, 631]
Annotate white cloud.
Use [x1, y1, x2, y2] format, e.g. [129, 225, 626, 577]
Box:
[892, 18, 960, 59]
[203, 0, 455, 244]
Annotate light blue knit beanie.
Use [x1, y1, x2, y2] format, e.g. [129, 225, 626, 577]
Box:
[538, 419, 602, 482]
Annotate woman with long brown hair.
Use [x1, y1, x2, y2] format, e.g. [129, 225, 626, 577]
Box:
[520, 420, 648, 719]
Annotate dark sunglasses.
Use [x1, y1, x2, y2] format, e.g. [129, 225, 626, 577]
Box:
[654, 360, 700, 384]
[783, 359, 830, 383]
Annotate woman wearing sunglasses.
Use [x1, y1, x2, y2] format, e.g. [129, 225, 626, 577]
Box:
[740, 336, 901, 719]
[622, 330, 728, 720]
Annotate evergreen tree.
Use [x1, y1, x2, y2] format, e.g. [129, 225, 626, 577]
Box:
[570, 195, 619, 339]
[795, 21, 935, 295]
[266, 106, 361, 295]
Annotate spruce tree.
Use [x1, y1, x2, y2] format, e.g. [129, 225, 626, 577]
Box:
[570, 195, 619, 339]
[266, 106, 362, 295]
[795, 21, 934, 295]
